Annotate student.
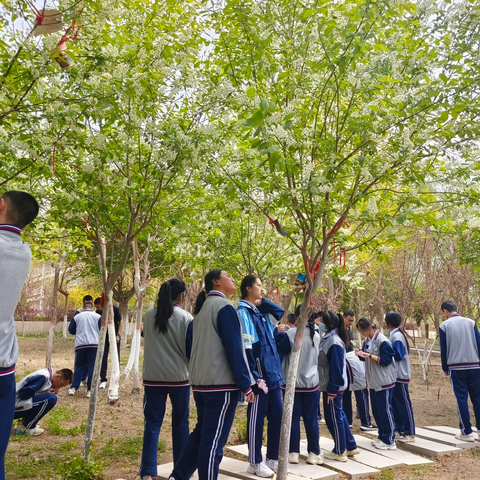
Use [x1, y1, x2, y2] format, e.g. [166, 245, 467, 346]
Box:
[74, 295, 93, 315]
[318, 311, 359, 462]
[385, 311, 415, 442]
[0, 190, 39, 480]
[68, 301, 101, 397]
[136, 278, 193, 480]
[94, 297, 122, 389]
[170, 270, 254, 480]
[439, 301, 480, 442]
[355, 317, 397, 450]
[14, 368, 72, 436]
[276, 304, 322, 465]
[237, 275, 285, 476]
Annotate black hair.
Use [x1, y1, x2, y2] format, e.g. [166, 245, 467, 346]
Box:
[56, 368, 73, 383]
[343, 310, 355, 317]
[295, 303, 316, 346]
[83, 295, 93, 303]
[155, 278, 186, 333]
[322, 310, 347, 345]
[356, 317, 376, 333]
[84, 301, 93, 309]
[385, 311, 409, 353]
[194, 269, 223, 315]
[240, 275, 259, 299]
[94, 297, 101, 305]
[441, 301, 457, 313]
[286, 313, 295, 325]
[1, 191, 39, 228]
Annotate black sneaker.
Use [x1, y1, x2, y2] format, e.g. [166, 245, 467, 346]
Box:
[360, 424, 377, 431]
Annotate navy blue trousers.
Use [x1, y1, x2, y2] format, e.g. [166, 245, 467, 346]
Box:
[0, 367, 15, 480]
[14, 393, 57, 428]
[290, 390, 320, 455]
[323, 392, 357, 454]
[392, 382, 415, 435]
[343, 388, 372, 427]
[71, 347, 97, 391]
[247, 386, 282, 464]
[171, 390, 237, 480]
[450, 369, 480, 435]
[140, 385, 190, 476]
[370, 388, 395, 445]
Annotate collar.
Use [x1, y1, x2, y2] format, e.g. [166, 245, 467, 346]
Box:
[390, 327, 400, 336]
[0, 224, 21, 236]
[448, 313, 460, 318]
[208, 290, 227, 299]
[238, 299, 260, 314]
[372, 330, 380, 341]
[174, 303, 182, 308]
[324, 328, 337, 339]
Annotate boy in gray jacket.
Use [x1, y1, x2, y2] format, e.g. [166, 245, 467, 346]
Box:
[0, 191, 39, 480]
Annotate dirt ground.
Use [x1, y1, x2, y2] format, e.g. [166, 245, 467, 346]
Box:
[5, 336, 480, 480]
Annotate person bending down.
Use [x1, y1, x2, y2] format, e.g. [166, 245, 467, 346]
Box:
[14, 368, 72, 436]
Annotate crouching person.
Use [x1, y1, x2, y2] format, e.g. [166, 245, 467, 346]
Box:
[14, 368, 72, 436]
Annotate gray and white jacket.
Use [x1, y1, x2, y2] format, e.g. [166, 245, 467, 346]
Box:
[318, 329, 348, 396]
[362, 331, 397, 391]
[389, 328, 411, 381]
[346, 351, 367, 391]
[15, 368, 53, 412]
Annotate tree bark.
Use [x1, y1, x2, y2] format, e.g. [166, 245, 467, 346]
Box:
[107, 300, 120, 402]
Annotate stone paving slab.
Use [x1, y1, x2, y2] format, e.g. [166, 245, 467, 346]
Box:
[424, 425, 480, 442]
[393, 435, 461, 457]
[353, 435, 434, 466]
[414, 427, 478, 449]
[157, 462, 232, 480]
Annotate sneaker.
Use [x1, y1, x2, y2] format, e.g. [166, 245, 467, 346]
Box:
[99, 381, 107, 389]
[374, 440, 396, 450]
[397, 434, 415, 443]
[323, 450, 348, 462]
[360, 424, 377, 431]
[265, 459, 277, 473]
[455, 432, 475, 442]
[319, 418, 326, 424]
[68, 387, 76, 396]
[349, 424, 353, 429]
[17, 425, 44, 436]
[247, 462, 274, 478]
[306, 452, 324, 465]
[237, 401, 248, 406]
[86, 390, 91, 398]
[346, 448, 360, 456]
[79, 382, 85, 388]
[288, 452, 299, 464]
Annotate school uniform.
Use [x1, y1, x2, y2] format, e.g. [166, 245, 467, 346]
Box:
[439, 313, 480, 435]
[389, 328, 415, 435]
[318, 329, 357, 454]
[0, 224, 32, 480]
[344, 351, 373, 427]
[237, 298, 285, 466]
[171, 291, 254, 480]
[362, 331, 397, 445]
[68, 310, 101, 391]
[139, 304, 193, 477]
[14, 368, 57, 428]
[277, 325, 321, 455]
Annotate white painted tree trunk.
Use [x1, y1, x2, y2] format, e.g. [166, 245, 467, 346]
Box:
[107, 302, 120, 402]
[121, 310, 129, 347]
[122, 328, 138, 380]
[132, 293, 144, 393]
[63, 314, 68, 338]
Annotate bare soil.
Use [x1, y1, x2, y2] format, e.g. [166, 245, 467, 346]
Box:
[5, 337, 479, 480]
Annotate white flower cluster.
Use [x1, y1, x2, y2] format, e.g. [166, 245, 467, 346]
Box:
[467, 217, 480, 229]
[367, 197, 378, 215]
[270, 125, 295, 146]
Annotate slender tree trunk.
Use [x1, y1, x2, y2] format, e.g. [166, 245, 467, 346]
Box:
[132, 292, 144, 393]
[107, 301, 120, 402]
[62, 293, 69, 338]
[119, 300, 129, 347]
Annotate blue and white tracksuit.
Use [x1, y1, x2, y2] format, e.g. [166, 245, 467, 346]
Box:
[171, 291, 254, 480]
[14, 368, 57, 429]
[390, 328, 415, 435]
[68, 311, 101, 391]
[361, 331, 397, 445]
[440, 313, 480, 435]
[238, 298, 285, 465]
[318, 330, 357, 454]
[276, 325, 320, 455]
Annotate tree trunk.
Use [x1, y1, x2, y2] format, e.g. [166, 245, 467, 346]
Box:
[62, 293, 69, 338]
[132, 292, 144, 393]
[107, 301, 120, 402]
[119, 299, 129, 347]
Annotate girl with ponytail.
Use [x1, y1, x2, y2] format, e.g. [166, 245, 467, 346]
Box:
[355, 317, 397, 451]
[276, 304, 322, 465]
[318, 311, 359, 462]
[137, 278, 193, 480]
[385, 311, 415, 443]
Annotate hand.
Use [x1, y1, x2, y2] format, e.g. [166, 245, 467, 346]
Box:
[116, 334, 120, 342]
[355, 349, 365, 358]
[444, 371, 449, 377]
[327, 395, 335, 404]
[245, 392, 255, 403]
[254, 298, 263, 306]
[277, 324, 289, 332]
[48, 388, 59, 394]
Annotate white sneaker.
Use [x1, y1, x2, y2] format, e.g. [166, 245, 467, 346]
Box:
[79, 382, 85, 388]
[86, 390, 91, 398]
[306, 452, 324, 465]
[247, 462, 274, 478]
[68, 387, 76, 396]
[17, 425, 44, 436]
[346, 448, 360, 456]
[265, 459, 277, 473]
[288, 452, 299, 464]
[397, 434, 415, 443]
[99, 381, 107, 389]
[323, 450, 348, 462]
[374, 440, 396, 450]
[319, 418, 326, 424]
[455, 432, 475, 442]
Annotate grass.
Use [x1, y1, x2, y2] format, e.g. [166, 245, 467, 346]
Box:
[45, 406, 86, 436]
[100, 436, 143, 461]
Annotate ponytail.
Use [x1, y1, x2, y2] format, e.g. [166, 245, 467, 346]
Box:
[356, 317, 376, 333]
[155, 278, 186, 333]
[385, 311, 409, 353]
[294, 303, 316, 346]
[322, 311, 347, 345]
[194, 269, 223, 314]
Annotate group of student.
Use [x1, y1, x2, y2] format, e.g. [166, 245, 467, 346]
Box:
[135, 270, 417, 480]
